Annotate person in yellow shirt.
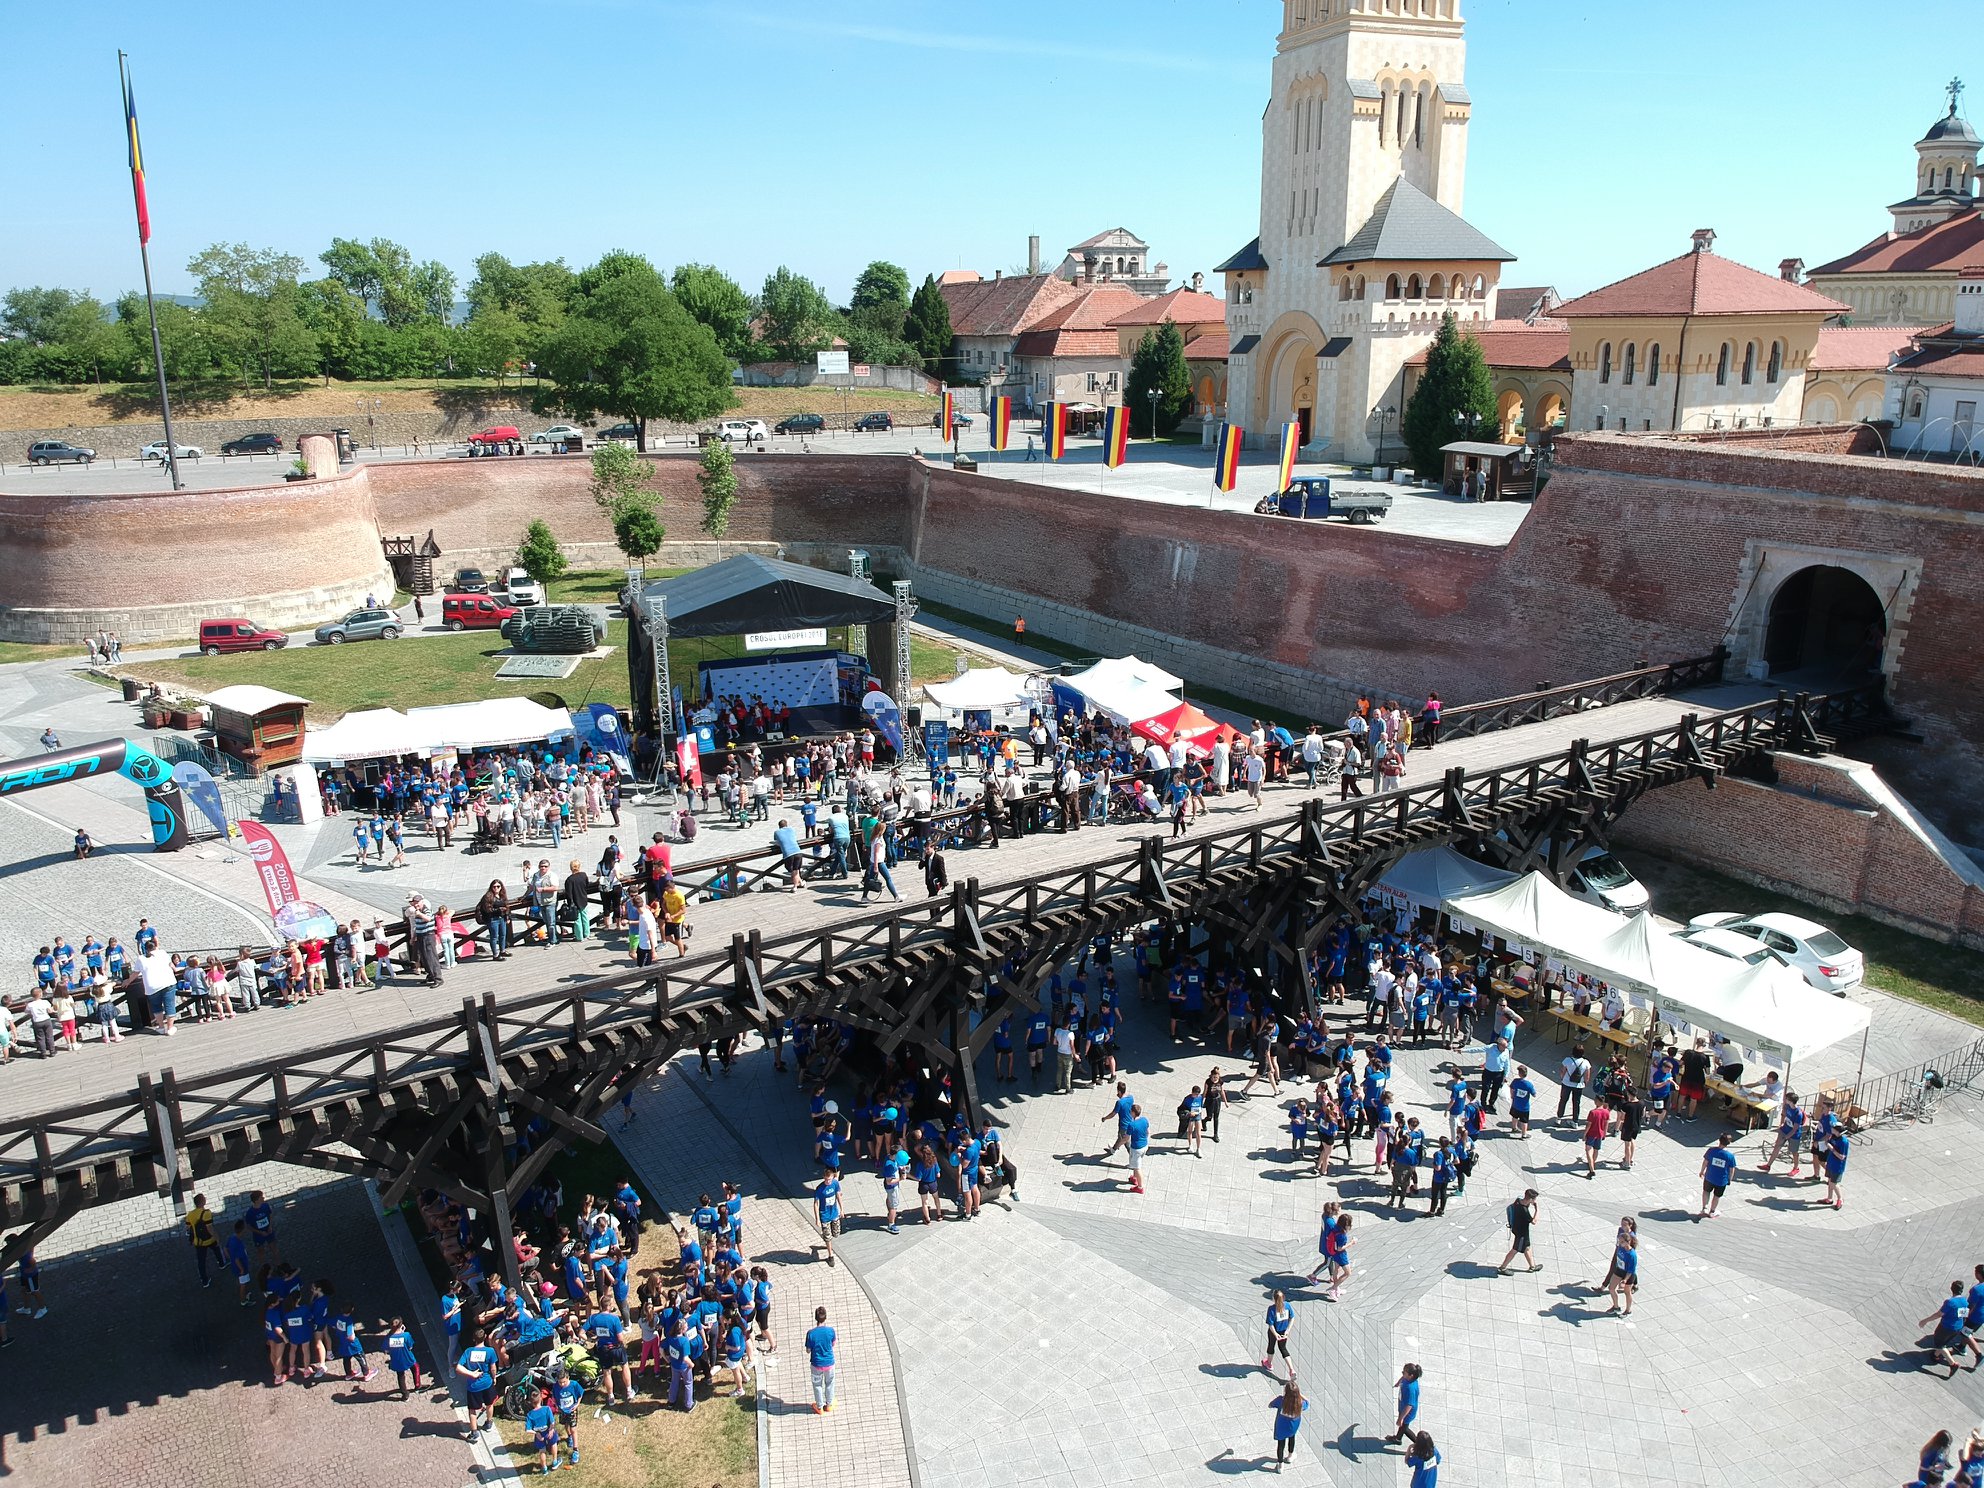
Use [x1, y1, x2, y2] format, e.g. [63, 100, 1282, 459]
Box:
[661, 881, 689, 958]
[185, 1191, 221, 1287]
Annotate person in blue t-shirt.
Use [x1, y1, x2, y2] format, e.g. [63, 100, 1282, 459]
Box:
[222, 1220, 254, 1302]
[993, 1015, 1015, 1082]
[1698, 1133, 1739, 1218]
[526, 1392, 560, 1473]
[814, 1176, 842, 1267]
[455, 1329, 500, 1435]
[1271, 1378, 1310, 1466]
[1262, 1289, 1293, 1376]
[383, 1316, 422, 1398]
[550, 1364, 585, 1462]
[262, 1301, 287, 1383]
[1025, 1010, 1050, 1079]
[1386, 1362, 1424, 1443]
[244, 1190, 281, 1264]
[1405, 1432, 1443, 1487]
[1921, 1281, 1977, 1374]
[331, 1305, 374, 1382]
[1820, 1129, 1851, 1210]
[1124, 1106, 1152, 1194]
[1508, 1065, 1536, 1138]
[805, 1305, 838, 1413]
[1605, 1236, 1639, 1315]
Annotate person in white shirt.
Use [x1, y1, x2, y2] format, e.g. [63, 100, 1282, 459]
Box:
[1167, 738, 1188, 775]
[1244, 750, 1266, 807]
[1300, 728, 1325, 788]
[1211, 737, 1231, 795]
[1057, 762, 1083, 832]
[136, 949, 178, 1036]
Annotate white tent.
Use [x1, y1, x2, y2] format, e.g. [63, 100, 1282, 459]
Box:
[301, 708, 427, 764]
[1660, 959, 1872, 1064]
[1378, 847, 1517, 913]
[407, 697, 577, 751]
[1065, 655, 1184, 694]
[1443, 872, 1628, 958]
[1061, 658, 1181, 726]
[923, 666, 1033, 712]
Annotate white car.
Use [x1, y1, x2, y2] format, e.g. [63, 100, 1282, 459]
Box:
[503, 567, 545, 607]
[528, 424, 583, 445]
[1677, 924, 1788, 970]
[718, 418, 770, 444]
[1562, 847, 1650, 915]
[139, 440, 204, 462]
[1684, 911, 1864, 993]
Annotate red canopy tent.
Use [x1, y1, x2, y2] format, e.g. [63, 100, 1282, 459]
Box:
[1131, 702, 1220, 748]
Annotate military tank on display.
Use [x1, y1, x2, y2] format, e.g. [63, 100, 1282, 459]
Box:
[500, 604, 607, 654]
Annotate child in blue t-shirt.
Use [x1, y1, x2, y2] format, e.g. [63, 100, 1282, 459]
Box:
[526, 1393, 560, 1472]
[1288, 1100, 1310, 1154]
[383, 1317, 422, 1398]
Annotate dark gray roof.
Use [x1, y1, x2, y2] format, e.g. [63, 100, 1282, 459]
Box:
[636, 554, 896, 638]
[1215, 236, 1268, 273]
[1346, 78, 1382, 100]
[1319, 337, 1353, 359]
[1229, 334, 1260, 356]
[1319, 177, 1515, 266]
[1924, 106, 1980, 144]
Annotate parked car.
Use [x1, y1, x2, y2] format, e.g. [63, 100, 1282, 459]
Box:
[1684, 911, 1864, 992]
[774, 413, 826, 436]
[27, 440, 95, 465]
[468, 425, 522, 447]
[853, 412, 894, 432]
[139, 440, 204, 463]
[1259, 476, 1393, 524]
[442, 593, 519, 631]
[220, 432, 283, 455]
[718, 418, 770, 444]
[503, 567, 546, 607]
[198, 618, 288, 655]
[596, 423, 641, 443]
[1561, 846, 1650, 915]
[452, 567, 492, 594]
[1677, 925, 1790, 970]
[528, 424, 584, 445]
[313, 607, 403, 645]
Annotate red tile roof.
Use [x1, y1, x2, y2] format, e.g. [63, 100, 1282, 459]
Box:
[1027, 284, 1146, 333]
[1184, 331, 1230, 361]
[1809, 208, 1984, 277]
[937, 269, 982, 286]
[1809, 325, 1916, 372]
[1892, 342, 1984, 378]
[1109, 288, 1227, 327]
[1552, 250, 1849, 318]
[1405, 319, 1570, 370]
[939, 273, 1083, 337]
[1013, 328, 1122, 358]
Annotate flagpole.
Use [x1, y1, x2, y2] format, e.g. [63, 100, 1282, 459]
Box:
[120, 51, 183, 492]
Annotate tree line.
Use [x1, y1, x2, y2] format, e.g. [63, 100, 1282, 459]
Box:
[0, 240, 957, 395]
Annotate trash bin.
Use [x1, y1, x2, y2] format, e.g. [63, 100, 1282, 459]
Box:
[120, 677, 140, 701]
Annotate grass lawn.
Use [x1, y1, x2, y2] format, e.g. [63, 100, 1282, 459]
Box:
[1617, 848, 1984, 1029]
[0, 640, 83, 665]
[120, 571, 972, 721]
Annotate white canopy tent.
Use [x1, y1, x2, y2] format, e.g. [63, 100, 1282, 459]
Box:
[1378, 847, 1518, 913]
[1442, 871, 1628, 959]
[407, 697, 577, 751]
[1065, 655, 1184, 693]
[923, 666, 1034, 712]
[301, 708, 427, 764]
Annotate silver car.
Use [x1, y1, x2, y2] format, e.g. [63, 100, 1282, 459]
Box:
[314, 607, 403, 645]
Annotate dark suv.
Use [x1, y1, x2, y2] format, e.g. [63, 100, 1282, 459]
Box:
[775, 413, 826, 435]
[452, 567, 491, 594]
[221, 432, 283, 455]
[596, 423, 640, 442]
[853, 412, 893, 432]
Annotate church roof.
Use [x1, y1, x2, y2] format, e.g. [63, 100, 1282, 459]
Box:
[1405, 319, 1570, 371]
[1068, 227, 1149, 252]
[1809, 325, 1916, 372]
[1013, 285, 1145, 358]
[1109, 288, 1228, 327]
[938, 273, 1082, 337]
[1319, 178, 1514, 266]
[1495, 285, 1561, 321]
[1552, 249, 1849, 318]
[1923, 104, 1980, 145]
[1184, 331, 1230, 361]
[1809, 207, 1984, 276]
[1215, 237, 1268, 273]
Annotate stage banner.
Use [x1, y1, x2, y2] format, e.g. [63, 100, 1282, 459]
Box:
[236, 820, 301, 917]
[862, 690, 903, 754]
[922, 719, 951, 772]
[676, 734, 703, 791]
[172, 760, 228, 838]
[569, 703, 622, 756]
[671, 686, 686, 738]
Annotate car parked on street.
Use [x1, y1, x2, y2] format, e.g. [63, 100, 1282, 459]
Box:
[313, 607, 403, 645]
[528, 424, 584, 445]
[1676, 924, 1790, 970]
[198, 618, 288, 654]
[596, 423, 641, 443]
[718, 418, 770, 444]
[220, 432, 283, 455]
[774, 413, 826, 435]
[139, 440, 204, 463]
[452, 567, 492, 594]
[853, 412, 894, 432]
[1684, 911, 1864, 992]
[27, 440, 95, 465]
[503, 567, 545, 607]
[442, 593, 518, 631]
[468, 425, 522, 448]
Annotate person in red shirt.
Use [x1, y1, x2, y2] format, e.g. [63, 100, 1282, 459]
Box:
[1581, 1096, 1613, 1179]
[300, 938, 329, 996]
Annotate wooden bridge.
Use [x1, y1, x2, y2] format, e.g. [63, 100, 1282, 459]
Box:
[0, 653, 1895, 1281]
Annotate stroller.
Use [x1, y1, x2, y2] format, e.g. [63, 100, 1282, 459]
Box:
[495, 1328, 565, 1419]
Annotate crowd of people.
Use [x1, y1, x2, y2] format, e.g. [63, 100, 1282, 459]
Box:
[320, 745, 624, 850]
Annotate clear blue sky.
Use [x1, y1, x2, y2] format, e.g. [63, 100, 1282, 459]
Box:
[0, 0, 1969, 306]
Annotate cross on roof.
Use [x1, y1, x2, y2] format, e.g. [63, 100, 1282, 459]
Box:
[1949, 76, 1965, 114]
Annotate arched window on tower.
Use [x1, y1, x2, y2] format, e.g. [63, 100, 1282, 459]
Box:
[1622, 343, 1637, 385]
[1414, 90, 1425, 147]
[1398, 88, 1409, 144]
[1647, 343, 1661, 387]
[1767, 341, 1783, 384]
[1947, 166, 1956, 190]
[1598, 342, 1612, 384]
[1427, 273, 1445, 299]
[1377, 83, 1389, 144]
[1406, 274, 1423, 299]
[1354, 275, 1366, 300]
[1385, 274, 1401, 300]
[1741, 342, 1756, 385]
[1471, 274, 1486, 299]
[1339, 277, 1353, 302]
[1716, 343, 1731, 386]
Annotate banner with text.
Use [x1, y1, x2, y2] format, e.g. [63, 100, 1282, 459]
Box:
[745, 628, 829, 651]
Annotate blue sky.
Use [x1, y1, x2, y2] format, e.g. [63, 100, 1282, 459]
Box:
[0, 0, 1969, 305]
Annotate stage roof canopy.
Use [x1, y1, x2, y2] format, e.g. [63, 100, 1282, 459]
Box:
[636, 554, 897, 639]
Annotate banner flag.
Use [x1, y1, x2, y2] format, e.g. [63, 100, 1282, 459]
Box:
[172, 760, 228, 838]
[1044, 402, 1067, 459]
[988, 396, 1012, 451]
[123, 65, 150, 244]
[235, 820, 301, 917]
[1277, 421, 1301, 490]
[1103, 405, 1131, 468]
[1215, 423, 1246, 492]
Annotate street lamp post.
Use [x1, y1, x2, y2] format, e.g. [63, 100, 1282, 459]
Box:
[1376, 404, 1397, 468]
[1147, 387, 1160, 442]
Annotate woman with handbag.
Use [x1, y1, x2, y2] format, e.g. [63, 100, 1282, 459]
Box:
[477, 880, 511, 960]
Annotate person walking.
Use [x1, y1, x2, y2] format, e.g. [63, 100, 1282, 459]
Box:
[1052, 1020, 1076, 1094]
[805, 1306, 837, 1414]
[1124, 1103, 1151, 1194]
[1759, 1091, 1807, 1176]
[1270, 1377, 1310, 1470]
[1498, 1189, 1541, 1273]
[1580, 1096, 1613, 1179]
[1322, 1212, 1353, 1302]
[1604, 1234, 1639, 1316]
[1262, 1290, 1293, 1377]
[1698, 1132, 1738, 1218]
[1204, 1067, 1226, 1144]
[183, 1192, 221, 1287]
[1386, 1362, 1423, 1445]
[1405, 1432, 1443, 1487]
[1557, 1045, 1590, 1122]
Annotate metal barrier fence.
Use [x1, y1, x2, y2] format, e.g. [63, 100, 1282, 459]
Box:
[1849, 1033, 1984, 1135]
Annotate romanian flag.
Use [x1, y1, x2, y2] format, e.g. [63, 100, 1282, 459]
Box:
[988, 396, 1011, 451]
[122, 62, 151, 245]
[1103, 405, 1131, 469]
[1215, 424, 1245, 492]
[940, 388, 955, 435]
[1276, 421, 1301, 490]
[1044, 402, 1067, 460]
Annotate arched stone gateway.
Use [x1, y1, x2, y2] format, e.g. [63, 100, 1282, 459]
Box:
[1257, 312, 1326, 449]
[1763, 565, 1888, 679]
[1723, 543, 1922, 686]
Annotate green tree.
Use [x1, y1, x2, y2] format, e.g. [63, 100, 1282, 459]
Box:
[533, 251, 735, 450]
[610, 497, 664, 568]
[8, 291, 121, 384]
[1402, 310, 1496, 476]
[466, 253, 572, 330]
[116, 292, 210, 382]
[2, 286, 84, 343]
[850, 261, 911, 313]
[319, 237, 456, 327]
[669, 263, 753, 360]
[1124, 322, 1191, 438]
[297, 279, 370, 381]
[188, 242, 317, 389]
[588, 439, 654, 513]
[459, 306, 526, 384]
[753, 266, 838, 362]
[903, 274, 954, 371]
[698, 436, 740, 558]
[516, 518, 569, 585]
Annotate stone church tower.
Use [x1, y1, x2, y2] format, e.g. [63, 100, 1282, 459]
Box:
[1219, 0, 1511, 462]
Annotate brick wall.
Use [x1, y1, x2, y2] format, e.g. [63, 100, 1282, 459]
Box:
[1613, 752, 1984, 949]
[0, 404, 540, 468]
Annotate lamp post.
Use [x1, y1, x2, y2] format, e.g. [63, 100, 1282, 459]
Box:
[1147, 387, 1160, 442]
[1376, 404, 1397, 468]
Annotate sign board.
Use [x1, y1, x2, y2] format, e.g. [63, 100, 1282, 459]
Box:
[745, 628, 828, 651]
[922, 719, 951, 767]
[495, 655, 581, 679]
[816, 350, 850, 376]
[852, 364, 871, 377]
